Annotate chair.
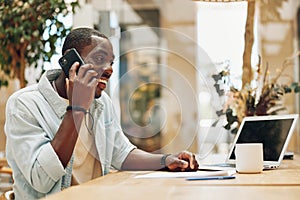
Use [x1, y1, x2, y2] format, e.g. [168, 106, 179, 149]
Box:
[0, 191, 14, 200]
[0, 159, 14, 200]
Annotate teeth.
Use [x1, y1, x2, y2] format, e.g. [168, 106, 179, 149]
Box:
[98, 79, 107, 85]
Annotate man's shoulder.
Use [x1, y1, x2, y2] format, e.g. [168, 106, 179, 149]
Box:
[7, 69, 57, 104]
[7, 84, 39, 105]
[9, 84, 38, 97]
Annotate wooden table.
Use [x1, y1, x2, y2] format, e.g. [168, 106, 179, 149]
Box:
[44, 155, 300, 200]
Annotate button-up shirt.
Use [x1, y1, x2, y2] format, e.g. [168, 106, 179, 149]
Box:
[4, 69, 136, 200]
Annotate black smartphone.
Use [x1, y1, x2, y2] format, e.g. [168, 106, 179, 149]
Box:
[58, 48, 85, 78]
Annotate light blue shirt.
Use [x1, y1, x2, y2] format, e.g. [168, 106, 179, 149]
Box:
[4, 70, 136, 200]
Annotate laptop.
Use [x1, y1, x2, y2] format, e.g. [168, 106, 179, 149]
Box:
[226, 114, 298, 170]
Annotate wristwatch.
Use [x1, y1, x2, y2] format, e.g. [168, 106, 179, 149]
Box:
[160, 154, 172, 168]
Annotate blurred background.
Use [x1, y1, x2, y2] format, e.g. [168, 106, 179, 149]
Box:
[1, 0, 300, 164]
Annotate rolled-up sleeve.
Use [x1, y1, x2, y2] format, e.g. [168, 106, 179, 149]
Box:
[111, 122, 136, 170]
[5, 95, 65, 194]
[35, 143, 65, 187]
[95, 93, 136, 172]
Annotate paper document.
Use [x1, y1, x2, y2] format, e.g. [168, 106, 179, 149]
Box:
[135, 169, 236, 179]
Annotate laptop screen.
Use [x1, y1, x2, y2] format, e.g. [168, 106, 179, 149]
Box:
[228, 117, 295, 162]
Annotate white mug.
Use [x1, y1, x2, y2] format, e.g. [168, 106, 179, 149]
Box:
[235, 143, 263, 174]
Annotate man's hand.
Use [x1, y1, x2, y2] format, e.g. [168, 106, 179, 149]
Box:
[66, 62, 98, 109]
[165, 151, 199, 172]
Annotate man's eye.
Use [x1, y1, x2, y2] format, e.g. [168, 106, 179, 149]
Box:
[95, 56, 104, 63]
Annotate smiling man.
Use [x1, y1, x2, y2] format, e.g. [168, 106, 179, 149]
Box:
[4, 27, 199, 200]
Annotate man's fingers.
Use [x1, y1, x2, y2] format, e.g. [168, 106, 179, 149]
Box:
[189, 154, 196, 169]
[69, 62, 80, 80]
[65, 78, 69, 91]
[84, 69, 99, 86]
[178, 151, 196, 169]
[166, 151, 199, 172]
[175, 159, 188, 169]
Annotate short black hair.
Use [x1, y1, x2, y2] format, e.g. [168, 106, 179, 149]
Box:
[62, 27, 108, 55]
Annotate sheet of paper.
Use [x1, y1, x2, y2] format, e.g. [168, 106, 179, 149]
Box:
[134, 169, 236, 179]
[198, 164, 236, 171]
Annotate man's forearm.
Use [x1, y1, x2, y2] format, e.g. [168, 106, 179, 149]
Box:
[51, 110, 84, 167]
[121, 149, 165, 171]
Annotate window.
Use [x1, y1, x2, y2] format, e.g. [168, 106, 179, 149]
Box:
[196, 2, 258, 157]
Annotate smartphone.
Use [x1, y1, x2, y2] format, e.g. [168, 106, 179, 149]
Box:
[58, 48, 85, 78]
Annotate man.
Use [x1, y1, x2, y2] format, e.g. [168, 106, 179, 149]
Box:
[4, 27, 199, 199]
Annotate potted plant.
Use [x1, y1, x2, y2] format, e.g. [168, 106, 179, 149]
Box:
[213, 54, 300, 134]
[0, 0, 79, 88]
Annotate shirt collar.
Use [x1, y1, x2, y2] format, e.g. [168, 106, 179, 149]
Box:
[38, 69, 68, 118]
[37, 69, 105, 118]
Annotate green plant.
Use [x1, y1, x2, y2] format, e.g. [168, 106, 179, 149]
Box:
[0, 0, 80, 88]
